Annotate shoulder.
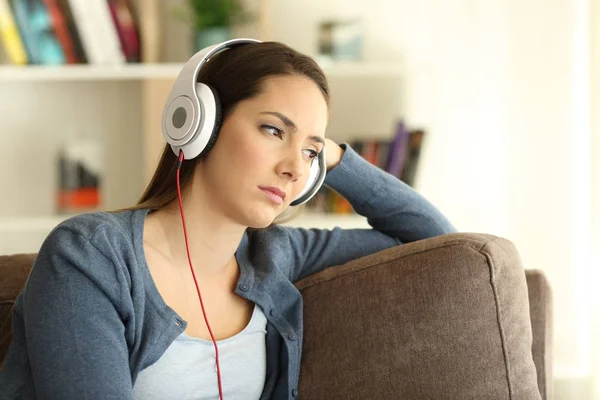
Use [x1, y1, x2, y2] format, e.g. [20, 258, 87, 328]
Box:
[46, 209, 146, 259]
[247, 224, 295, 251]
[245, 224, 311, 280]
[33, 209, 148, 293]
[249, 223, 325, 250]
[52, 209, 139, 243]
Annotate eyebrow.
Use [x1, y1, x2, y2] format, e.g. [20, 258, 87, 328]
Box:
[259, 111, 325, 145]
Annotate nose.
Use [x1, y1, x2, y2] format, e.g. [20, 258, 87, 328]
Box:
[276, 148, 305, 182]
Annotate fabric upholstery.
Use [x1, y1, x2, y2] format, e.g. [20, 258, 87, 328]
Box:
[526, 270, 553, 400]
[296, 233, 547, 399]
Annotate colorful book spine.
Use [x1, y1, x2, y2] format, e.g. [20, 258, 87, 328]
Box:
[67, 0, 124, 64]
[10, 0, 65, 64]
[108, 0, 140, 62]
[42, 0, 78, 63]
[386, 119, 410, 178]
[0, 0, 28, 64]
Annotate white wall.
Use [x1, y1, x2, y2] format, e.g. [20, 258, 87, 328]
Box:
[588, 18, 598, 393]
[505, 0, 593, 380]
[266, 0, 513, 235]
[264, 0, 596, 392]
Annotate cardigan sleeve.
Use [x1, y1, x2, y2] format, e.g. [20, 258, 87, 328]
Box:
[17, 226, 133, 399]
[281, 143, 457, 282]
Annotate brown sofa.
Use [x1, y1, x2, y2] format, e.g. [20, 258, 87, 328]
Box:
[1, 232, 552, 399]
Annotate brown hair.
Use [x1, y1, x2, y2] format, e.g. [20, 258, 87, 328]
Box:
[115, 41, 330, 225]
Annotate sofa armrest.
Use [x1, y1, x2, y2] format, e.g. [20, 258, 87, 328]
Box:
[526, 270, 553, 400]
[296, 232, 544, 400]
[0, 253, 36, 370]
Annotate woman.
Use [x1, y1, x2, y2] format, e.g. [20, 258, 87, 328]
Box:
[0, 40, 456, 399]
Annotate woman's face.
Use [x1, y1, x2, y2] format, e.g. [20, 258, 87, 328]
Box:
[196, 74, 329, 228]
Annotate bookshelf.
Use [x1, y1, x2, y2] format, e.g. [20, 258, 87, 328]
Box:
[0, 0, 405, 254]
[0, 60, 404, 255]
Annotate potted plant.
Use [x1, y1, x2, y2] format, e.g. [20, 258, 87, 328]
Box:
[177, 0, 251, 52]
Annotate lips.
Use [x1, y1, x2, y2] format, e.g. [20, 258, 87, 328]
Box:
[259, 186, 286, 201]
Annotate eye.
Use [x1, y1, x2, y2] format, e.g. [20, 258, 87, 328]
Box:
[263, 123, 320, 162]
[304, 149, 319, 160]
[262, 124, 283, 139]
[303, 150, 321, 166]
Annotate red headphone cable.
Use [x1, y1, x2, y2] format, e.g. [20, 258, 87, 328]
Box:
[176, 150, 224, 400]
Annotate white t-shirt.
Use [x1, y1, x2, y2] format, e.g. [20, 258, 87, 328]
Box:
[133, 304, 267, 400]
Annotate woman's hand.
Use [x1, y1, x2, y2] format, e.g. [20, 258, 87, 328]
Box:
[325, 138, 344, 171]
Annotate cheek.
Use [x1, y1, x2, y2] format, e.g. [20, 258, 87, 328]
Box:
[226, 129, 269, 171]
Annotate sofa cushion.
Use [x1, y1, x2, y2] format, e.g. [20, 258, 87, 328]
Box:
[0, 253, 36, 369]
[296, 233, 541, 399]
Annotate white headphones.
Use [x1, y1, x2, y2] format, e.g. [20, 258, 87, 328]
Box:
[162, 38, 326, 206]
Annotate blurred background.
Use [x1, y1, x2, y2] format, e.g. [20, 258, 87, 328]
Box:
[0, 0, 598, 398]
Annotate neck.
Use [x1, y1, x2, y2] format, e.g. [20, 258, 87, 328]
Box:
[144, 191, 246, 278]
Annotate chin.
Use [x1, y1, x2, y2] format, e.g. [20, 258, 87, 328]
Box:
[239, 205, 280, 229]
[247, 221, 275, 230]
[246, 217, 277, 230]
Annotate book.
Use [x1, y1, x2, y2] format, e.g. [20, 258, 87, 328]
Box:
[10, 0, 66, 64]
[0, 0, 28, 64]
[401, 129, 425, 187]
[107, 0, 140, 62]
[56, 0, 86, 62]
[385, 119, 410, 177]
[66, 0, 124, 64]
[42, 0, 78, 63]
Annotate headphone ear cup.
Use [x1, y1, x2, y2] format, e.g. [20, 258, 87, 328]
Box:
[290, 148, 327, 206]
[199, 84, 222, 157]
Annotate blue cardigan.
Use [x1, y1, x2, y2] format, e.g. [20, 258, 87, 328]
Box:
[0, 144, 456, 399]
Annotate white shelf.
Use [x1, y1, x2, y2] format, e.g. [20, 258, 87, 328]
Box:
[0, 63, 183, 82]
[0, 62, 403, 82]
[0, 212, 369, 232]
[0, 214, 75, 232]
[282, 212, 370, 230]
[0, 212, 370, 254]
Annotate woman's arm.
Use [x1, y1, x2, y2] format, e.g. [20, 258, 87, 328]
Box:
[18, 227, 133, 399]
[282, 141, 457, 282]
